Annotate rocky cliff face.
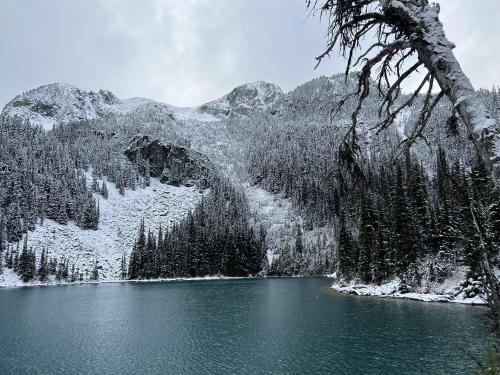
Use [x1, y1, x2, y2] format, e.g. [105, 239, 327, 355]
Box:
[124, 135, 214, 189]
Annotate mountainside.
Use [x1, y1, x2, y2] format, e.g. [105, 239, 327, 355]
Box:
[1, 178, 201, 285]
[2, 81, 283, 130]
[0, 75, 498, 302]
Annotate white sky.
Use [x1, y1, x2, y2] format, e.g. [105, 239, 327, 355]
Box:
[0, 0, 499, 108]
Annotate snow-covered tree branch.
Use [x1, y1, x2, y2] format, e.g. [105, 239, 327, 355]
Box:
[309, 0, 500, 187]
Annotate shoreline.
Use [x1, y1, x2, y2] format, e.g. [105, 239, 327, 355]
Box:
[0, 275, 256, 289]
[0, 274, 313, 289]
[1, 273, 487, 307]
[330, 282, 487, 306]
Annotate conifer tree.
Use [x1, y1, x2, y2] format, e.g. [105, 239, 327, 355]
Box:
[13, 243, 19, 272]
[488, 187, 500, 251]
[392, 164, 411, 275]
[91, 176, 99, 192]
[62, 259, 69, 280]
[90, 261, 99, 281]
[128, 243, 139, 280]
[38, 248, 48, 282]
[120, 253, 127, 279]
[337, 212, 353, 279]
[372, 225, 386, 285]
[294, 224, 304, 255]
[17, 235, 28, 279]
[101, 181, 109, 199]
[144, 160, 151, 187]
[70, 264, 77, 282]
[358, 193, 373, 283]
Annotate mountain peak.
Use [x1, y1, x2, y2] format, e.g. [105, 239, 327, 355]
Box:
[3, 83, 122, 130]
[198, 81, 283, 118]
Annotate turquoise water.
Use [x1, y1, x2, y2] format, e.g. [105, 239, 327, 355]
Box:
[0, 278, 489, 374]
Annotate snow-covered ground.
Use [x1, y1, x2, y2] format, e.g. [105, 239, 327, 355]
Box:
[328, 266, 487, 305]
[0, 177, 202, 287]
[245, 185, 297, 265]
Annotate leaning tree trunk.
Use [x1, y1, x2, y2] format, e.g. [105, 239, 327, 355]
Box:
[382, 0, 500, 188]
[382, 0, 500, 340]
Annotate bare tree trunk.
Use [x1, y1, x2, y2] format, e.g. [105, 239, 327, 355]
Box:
[382, 0, 500, 188]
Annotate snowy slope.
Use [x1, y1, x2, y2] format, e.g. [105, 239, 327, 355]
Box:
[0, 177, 202, 286]
[245, 185, 296, 265]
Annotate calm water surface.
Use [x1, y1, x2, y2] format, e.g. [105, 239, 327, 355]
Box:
[0, 278, 490, 374]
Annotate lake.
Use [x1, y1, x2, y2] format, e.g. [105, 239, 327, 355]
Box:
[0, 278, 489, 374]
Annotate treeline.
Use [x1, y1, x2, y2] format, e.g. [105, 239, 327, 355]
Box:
[127, 176, 266, 279]
[1, 234, 100, 283]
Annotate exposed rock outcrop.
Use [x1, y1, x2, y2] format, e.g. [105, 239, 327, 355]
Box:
[124, 135, 213, 189]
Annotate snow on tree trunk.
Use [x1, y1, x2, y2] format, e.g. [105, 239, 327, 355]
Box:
[382, 0, 500, 187]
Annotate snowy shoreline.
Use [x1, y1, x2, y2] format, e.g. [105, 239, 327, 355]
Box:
[329, 278, 487, 306]
[0, 274, 258, 289]
[330, 284, 487, 305]
[1, 271, 488, 307]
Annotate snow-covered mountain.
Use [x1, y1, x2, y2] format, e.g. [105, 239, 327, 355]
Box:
[0, 80, 286, 285]
[2, 81, 283, 130]
[3, 83, 122, 130]
[0, 75, 495, 303]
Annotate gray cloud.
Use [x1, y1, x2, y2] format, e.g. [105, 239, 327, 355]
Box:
[0, 0, 499, 108]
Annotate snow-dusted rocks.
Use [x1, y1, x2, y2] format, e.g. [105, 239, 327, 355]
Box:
[125, 135, 214, 188]
[199, 81, 284, 118]
[2, 83, 121, 130]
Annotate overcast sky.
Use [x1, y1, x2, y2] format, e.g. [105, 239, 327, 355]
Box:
[1, 0, 499, 108]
